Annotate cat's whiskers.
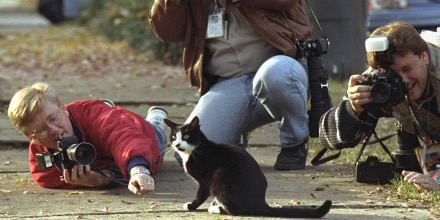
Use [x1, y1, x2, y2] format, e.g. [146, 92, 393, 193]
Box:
[161, 144, 175, 158]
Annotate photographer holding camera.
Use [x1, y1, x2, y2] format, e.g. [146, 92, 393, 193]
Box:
[8, 82, 168, 195]
[319, 22, 440, 191]
[150, 0, 314, 170]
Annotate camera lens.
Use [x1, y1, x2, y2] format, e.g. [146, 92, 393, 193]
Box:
[66, 142, 96, 166]
[370, 82, 391, 104]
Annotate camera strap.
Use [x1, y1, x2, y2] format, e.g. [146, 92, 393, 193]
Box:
[311, 148, 341, 166]
[304, 0, 327, 40]
[408, 98, 440, 142]
[90, 164, 129, 186]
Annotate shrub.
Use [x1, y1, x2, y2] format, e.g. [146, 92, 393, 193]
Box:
[78, 0, 182, 64]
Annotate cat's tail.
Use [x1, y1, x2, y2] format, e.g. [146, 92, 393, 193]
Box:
[264, 200, 332, 218]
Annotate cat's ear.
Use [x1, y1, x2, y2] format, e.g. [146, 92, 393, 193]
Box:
[164, 118, 179, 129]
[189, 116, 200, 128]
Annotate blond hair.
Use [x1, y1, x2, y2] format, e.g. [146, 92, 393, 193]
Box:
[8, 82, 61, 135]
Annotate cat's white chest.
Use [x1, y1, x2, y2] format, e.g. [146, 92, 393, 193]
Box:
[171, 131, 195, 168]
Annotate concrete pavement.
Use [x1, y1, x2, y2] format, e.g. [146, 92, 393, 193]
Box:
[0, 1, 50, 33]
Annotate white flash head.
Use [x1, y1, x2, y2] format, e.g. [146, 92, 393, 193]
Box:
[365, 35, 394, 67]
[365, 36, 389, 52]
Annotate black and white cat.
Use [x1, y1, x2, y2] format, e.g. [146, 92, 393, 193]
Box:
[164, 116, 331, 218]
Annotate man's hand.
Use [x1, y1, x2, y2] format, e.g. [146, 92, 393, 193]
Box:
[62, 165, 112, 187]
[402, 170, 440, 191]
[347, 74, 373, 115]
[128, 166, 155, 195]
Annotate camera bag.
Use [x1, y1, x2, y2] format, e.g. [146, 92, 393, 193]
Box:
[355, 155, 395, 184]
[353, 119, 397, 184]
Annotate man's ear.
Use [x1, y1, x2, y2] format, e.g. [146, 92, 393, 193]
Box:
[60, 105, 69, 116]
[421, 51, 429, 65]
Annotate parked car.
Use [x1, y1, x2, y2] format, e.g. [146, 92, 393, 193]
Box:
[37, 0, 90, 24]
[368, 0, 440, 32]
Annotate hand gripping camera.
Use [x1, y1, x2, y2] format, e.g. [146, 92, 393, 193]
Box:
[36, 136, 97, 170]
[358, 35, 406, 110]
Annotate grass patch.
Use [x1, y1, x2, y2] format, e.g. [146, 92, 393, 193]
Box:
[389, 175, 440, 217]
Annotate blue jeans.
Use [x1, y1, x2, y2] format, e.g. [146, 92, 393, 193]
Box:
[149, 123, 167, 159]
[186, 55, 309, 148]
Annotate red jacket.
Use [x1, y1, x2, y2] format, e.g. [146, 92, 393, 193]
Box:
[28, 100, 162, 188]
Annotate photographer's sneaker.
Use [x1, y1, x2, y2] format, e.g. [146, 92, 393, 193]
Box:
[146, 106, 168, 131]
[101, 99, 115, 107]
[274, 139, 308, 171]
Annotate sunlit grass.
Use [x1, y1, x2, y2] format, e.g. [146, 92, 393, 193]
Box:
[389, 175, 440, 217]
[15, 177, 31, 186]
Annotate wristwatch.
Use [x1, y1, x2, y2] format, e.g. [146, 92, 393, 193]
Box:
[131, 167, 150, 177]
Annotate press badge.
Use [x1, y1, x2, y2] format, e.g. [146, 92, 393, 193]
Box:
[206, 1, 225, 39]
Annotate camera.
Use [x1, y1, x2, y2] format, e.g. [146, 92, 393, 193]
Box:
[36, 136, 97, 170]
[358, 35, 406, 109]
[358, 68, 405, 109]
[355, 156, 396, 184]
[296, 38, 333, 137]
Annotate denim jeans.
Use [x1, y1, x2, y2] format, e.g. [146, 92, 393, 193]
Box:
[186, 55, 310, 148]
[149, 123, 167, 159]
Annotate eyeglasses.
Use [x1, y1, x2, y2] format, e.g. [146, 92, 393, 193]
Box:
[31, 108, 63, 139]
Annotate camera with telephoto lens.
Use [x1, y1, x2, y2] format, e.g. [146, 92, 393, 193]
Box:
[36, 136, 97, 170]
[358, 35, 405, 109]
[296, 38, 333, 137]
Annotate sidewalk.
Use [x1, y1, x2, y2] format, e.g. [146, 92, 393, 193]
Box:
[0, 3, 437, 220]
[0, 147, 434, 220]
[0, 1, 49, 33]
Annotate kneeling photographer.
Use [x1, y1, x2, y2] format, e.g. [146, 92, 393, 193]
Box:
[318, 21, 440, 191]
[7, 82, 169, 195]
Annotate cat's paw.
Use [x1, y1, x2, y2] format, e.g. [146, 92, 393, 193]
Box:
[208, 199, 221, 214]
[208, 204, 221, 214]
[183, 202, 196, 211]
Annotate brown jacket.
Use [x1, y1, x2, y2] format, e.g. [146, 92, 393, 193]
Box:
[149, 0, 312, 95]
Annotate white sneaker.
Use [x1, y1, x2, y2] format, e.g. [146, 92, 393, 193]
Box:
[146, 106, 168, 131]
[101, 99, 115, 107]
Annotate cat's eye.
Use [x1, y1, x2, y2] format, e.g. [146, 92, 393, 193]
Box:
[183, 134, 189, 140]
[171, 134, 176, 140]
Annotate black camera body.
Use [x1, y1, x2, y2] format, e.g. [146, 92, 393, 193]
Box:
[355, 156, 396, 184]
[36, 136, 97, 170]
[358, 68, 406, 109]
[359, 35, 406, 109]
